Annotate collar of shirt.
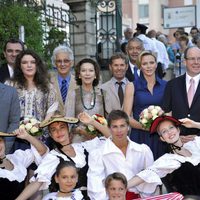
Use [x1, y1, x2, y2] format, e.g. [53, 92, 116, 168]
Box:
[129, 61, 140, 76]
[140, 72, 163, 87]
[7, 64, 14, 77]
[103, 137, 145, 155]
[58, 73, 71, 89]
[111, 77, 128, 90]
[186, 73, 200, 92]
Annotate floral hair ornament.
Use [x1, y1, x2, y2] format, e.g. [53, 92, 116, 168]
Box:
[40, 115, 79, 128]
[150, 115, 182, 134]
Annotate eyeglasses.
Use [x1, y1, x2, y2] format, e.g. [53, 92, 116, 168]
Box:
[56, 59, 71, 65]
[186, 57, 200, 62]
[159, 125, 176, 136]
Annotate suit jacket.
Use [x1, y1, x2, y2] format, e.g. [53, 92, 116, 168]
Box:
[50, 71, 77, 116]
[100, 78, 129, 113]
[125, 64, 139, 82]
[0, 63, 10, 83]
[162, 74, 200, 135]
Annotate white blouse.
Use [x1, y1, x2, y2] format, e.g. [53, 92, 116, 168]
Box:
[0, 145, 46, 182]
[87, 137, 156, 200]
[42, 189, 83, 200]
[137, 136, 200, 185]
[31, 137, 106, 190]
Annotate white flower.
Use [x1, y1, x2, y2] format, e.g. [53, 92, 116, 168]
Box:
[19, 124, 25, 129]
[151, 108, 158, 116]
[148, 105, 155, 110]
[143, 108, 149, 115]
[141, 118, 148, 124]
[155, 106, 161, 112]
[25, 123, 33, 130]
[30, 118, 38, 125]
[143, 112, 149, 118]
[30, 126, 39, 134]
[152, 115, 158, 120]
[88, 125, 95, 132]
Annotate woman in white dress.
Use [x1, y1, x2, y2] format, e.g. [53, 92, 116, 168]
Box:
[16, 114, 108, 200]
[0, 128, 47, 199]
[43, 161, 84, 200]
[127, 116, 200, 196]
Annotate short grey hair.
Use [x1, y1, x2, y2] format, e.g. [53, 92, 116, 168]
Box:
[51, 45, 74, 66]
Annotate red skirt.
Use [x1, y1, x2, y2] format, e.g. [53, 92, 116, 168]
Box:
[126, 191, 140, 200]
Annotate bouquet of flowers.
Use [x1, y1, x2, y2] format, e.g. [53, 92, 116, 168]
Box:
[139, 105, 165, 130]
[19, 117, 42, 136]
[85, 114, 107, 136]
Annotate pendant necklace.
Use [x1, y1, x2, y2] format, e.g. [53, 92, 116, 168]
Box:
[80, 86, 96, 110]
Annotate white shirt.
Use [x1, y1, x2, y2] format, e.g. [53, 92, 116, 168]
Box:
[186, 73, 200, 93]
[152, 38, 170, 70]
[129, 61, 140, 76]
[87, 137, 155, 200]
[8, 64, 14, 78]
[31, 137, 106, 190]
[42, 189, 83, 200]
[137, 137, 200, 184]
[137, 34, 158, 54]
[0, 145, 46, 182]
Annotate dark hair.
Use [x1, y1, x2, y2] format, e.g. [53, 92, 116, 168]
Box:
[107, 110, 129, 127]
[179, 35, 189, 45]
[13, 49, 50, 93]
[190, 26, 199, 33]
[109, 52, 128, 65]
[75, 58, 100, 86]
[49, 161, 78, 192]
[105, 172, 127, 189]
[3, 38, 24, 51]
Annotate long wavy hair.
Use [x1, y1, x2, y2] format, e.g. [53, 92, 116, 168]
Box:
[13, 49, 50, 93]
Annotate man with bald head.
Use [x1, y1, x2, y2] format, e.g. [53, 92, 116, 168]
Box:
[162, 46, 200, 142]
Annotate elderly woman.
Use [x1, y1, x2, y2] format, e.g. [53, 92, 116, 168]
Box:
[16, 114, 108, 200]
[124, 51, 167, 159]
[65, 58, 109, 142]
[6, 49, 58, 148]
[127, 116, 200, 196]
[0, 129, 47, 199]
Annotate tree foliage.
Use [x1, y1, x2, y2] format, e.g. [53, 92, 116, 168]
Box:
[0, 3, 44, 62]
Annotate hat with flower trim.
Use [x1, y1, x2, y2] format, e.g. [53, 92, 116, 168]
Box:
[150, 116, 182, 134]
[40, 115, 79, 128]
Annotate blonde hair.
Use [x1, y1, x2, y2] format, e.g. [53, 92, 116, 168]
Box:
[137, 50, 157, 69]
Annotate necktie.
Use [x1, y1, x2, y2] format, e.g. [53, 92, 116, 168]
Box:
[61, 80, 68, 103]
[117, 82, 124, 107]
[187, 78, 195, 107]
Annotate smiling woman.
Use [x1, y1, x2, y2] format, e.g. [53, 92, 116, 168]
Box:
[5, 49, 58, 149]
[123, 51, 167, 160]
[65, 58, 109, 142]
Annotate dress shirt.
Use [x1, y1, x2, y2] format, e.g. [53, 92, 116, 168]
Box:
[87, 137, 155, 200]
[111, 77, 128, 92]
[8, 64, 14, 78]
[186, 73, 200, 93]
[129, 61, 140, 76]
[58, 73, 71, 92]
[137, 34, 158, 54]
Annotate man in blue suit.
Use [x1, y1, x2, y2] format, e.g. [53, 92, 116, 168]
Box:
[162, 46, 200, 143]
[0, 83, 20, 153]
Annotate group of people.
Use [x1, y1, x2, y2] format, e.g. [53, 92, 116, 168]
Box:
[0, 24, 200, 200]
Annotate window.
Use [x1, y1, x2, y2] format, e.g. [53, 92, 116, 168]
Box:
[139, 4, 149, 18]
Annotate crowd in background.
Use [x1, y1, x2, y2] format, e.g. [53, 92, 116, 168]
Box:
[0, 23, 200, 200]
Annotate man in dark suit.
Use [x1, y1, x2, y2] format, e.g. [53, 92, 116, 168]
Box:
[0, 83, 20, 153]
[125, 37, 144, 82]
[162, 46, 200, 142]
[0, 38, 24, 83]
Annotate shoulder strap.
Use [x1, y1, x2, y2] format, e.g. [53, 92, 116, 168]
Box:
[100, 89, 108, 117]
